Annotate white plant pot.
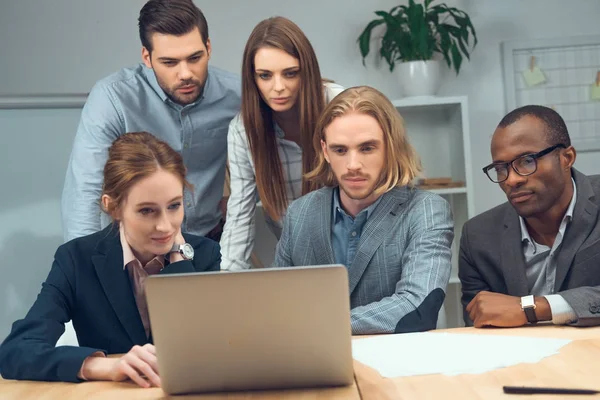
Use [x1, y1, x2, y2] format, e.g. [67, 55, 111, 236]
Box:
[396, 60, 442, 97]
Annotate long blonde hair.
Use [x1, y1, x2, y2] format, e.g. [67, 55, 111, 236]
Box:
[306, 86, 422, 194]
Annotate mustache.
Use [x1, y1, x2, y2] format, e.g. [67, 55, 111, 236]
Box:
[176, 79, 199, 89]
[508, 189, 534, 199]
[342, 173, 369, 180]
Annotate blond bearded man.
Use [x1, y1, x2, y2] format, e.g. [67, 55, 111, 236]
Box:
[273, 86, 454, 335]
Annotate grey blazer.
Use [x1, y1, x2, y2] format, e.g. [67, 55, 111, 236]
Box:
[273, 186, 454, 334]
[459, 169, 600, 326]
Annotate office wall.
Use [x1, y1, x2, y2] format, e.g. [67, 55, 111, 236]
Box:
[0, 108, 80, 340]
[1, 0, 599, 339]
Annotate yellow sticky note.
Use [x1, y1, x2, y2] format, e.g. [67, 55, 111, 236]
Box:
[522, 67, 546, 87]
[591, 84, 600, 101]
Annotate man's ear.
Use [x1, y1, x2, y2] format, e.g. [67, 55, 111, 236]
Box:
[561, 145, 577, 170]
[321, 139, 330, 163]
[205, 38, 212, 60]
[142, 47, 152, 69]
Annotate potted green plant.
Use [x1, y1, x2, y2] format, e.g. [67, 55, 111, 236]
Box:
[358, 0, 477, 96]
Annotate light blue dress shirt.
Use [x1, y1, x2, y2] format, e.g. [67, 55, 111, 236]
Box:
[331, 187, 384, 267]
[61, 64, 241, 241]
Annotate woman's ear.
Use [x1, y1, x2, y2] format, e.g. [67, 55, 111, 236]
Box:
[101, 194, 118, 220]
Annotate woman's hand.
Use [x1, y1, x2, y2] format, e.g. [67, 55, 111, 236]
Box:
[174, 230, 185, 245]
[109, 344, 161, 387]
[81, 343, 160, 388]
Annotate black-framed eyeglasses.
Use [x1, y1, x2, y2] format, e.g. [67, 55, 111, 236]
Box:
[482, 144, 567, 183]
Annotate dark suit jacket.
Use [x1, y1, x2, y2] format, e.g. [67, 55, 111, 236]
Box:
[0, 225, 220, 382]
[459, 169, 600, 326]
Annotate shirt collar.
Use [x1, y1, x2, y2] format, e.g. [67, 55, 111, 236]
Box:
[119, 225, 164, 270]
[142, 63, 211, 108]
[520, 177, 577, 243]
[333, 186, 383, 222]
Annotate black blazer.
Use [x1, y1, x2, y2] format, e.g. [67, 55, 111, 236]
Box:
[0, 225, 220, 383]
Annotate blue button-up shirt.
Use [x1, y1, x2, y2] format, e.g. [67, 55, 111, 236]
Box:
[331, 188, 384, 267]
[61, 64, 241, 241]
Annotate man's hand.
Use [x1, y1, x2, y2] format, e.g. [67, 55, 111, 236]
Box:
[466, 291, 527, 328]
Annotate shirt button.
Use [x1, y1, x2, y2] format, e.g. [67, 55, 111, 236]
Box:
[351, 231, 357, 237]
[186, 202, 192, 207]
[184, 143, 189, 149]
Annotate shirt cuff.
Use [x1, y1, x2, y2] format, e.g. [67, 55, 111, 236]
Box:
[544, 294, 578, 325]
[78, 351, 107, 381]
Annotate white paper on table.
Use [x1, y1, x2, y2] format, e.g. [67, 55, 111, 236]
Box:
[352, 332, 571, 378]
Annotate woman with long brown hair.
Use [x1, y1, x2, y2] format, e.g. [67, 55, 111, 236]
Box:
[220, 16, 343, 271]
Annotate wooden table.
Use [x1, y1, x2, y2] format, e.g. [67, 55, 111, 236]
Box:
[1, 325, 599, 399]
[0, 378, 360, 399]
[355, 325, 600, 399]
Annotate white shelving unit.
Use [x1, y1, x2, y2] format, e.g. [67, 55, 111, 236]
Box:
[393, 95, 474, 328]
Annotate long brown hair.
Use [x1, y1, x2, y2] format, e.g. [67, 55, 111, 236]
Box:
[102, 131, 192, 219]
[306, 86, 422, 194]
[241, 16, 325, 221]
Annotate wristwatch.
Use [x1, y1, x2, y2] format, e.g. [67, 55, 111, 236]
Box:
[521, 295, 538, 324]
[170, 242, 194, 260]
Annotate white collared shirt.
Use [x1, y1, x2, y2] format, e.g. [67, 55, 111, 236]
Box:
[519, 178, 578, 324]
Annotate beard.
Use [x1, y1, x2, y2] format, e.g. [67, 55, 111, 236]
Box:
[157, 76, 203, 106]
[338, 172, 379, 201]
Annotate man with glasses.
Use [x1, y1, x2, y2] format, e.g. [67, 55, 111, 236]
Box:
[459, 105, 600, 328]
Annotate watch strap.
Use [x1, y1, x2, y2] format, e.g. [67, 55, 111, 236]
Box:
[524, 306, 538, 323]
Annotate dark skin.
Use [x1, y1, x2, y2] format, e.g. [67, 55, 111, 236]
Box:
[468, 115, 577, 328]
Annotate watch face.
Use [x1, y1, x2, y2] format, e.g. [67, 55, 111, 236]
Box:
[521, 295, 535, 308]
[181, 243, 194, 260]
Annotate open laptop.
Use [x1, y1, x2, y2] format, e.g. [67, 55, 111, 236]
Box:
[145, 264, 354, 395]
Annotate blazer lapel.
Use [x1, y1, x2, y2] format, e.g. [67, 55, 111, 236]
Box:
[348, 187, 408, 295]
[310, 188, 335, 265]
[92, 227, 147, 345]
[500, 207, 529, 296]
[554, 171, 599, 291]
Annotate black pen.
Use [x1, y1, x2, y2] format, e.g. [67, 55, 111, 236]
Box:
[503, 386, 600, 395]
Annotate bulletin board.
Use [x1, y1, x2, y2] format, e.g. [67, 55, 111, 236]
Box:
[502, 35, 600, 152]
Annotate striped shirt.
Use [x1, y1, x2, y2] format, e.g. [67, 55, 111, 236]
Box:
[220, 82, 345, 270]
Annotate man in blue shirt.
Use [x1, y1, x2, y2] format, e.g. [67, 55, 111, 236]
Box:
[62, 0, 241, 242]
[273, 86, 453, 334]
